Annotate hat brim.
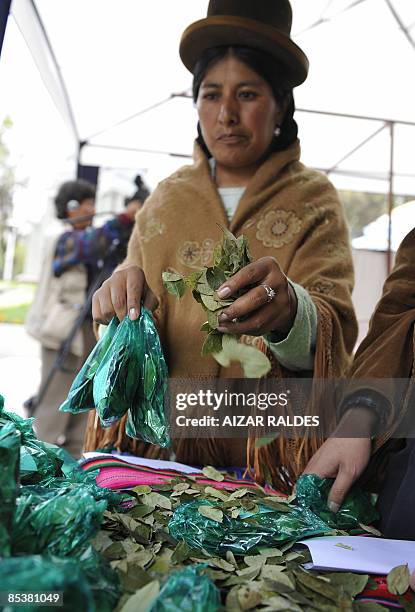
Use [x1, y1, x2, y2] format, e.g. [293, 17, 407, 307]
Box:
[180, 15, 309, 88]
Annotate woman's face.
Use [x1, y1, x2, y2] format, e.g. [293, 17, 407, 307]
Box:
[67, 198, 95, 230]
[197, 54, 284, 175]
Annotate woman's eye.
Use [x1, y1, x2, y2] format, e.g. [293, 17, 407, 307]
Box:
[202, 92, 219, 100]
[239, 90, 257, 99]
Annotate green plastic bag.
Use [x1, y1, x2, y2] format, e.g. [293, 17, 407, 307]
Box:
[0, 555, 94, 611]
[0, 422, 20, 557]
[92, 309, 170, 447]
[60, 317, 119, 415]
[169, 499, 331, 556]
[13, 485, 106, 556]
[40, 468, 127, 510]
[150, 564, 220, 612]
[295, 474, 379, 529]
[78, 546, 121, 612]
[0, 395, 78, 484]
[125, 308, 170, 447]
[93, 315, 144, 426]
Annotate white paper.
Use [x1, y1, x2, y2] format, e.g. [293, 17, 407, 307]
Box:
[81, 451, 202, 474]
[299, 536, 415, 575]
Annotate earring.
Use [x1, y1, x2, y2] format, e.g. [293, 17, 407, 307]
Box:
[274, 125, 281, 137]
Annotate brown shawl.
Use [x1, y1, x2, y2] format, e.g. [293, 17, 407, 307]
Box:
[84, 140, 357, 491]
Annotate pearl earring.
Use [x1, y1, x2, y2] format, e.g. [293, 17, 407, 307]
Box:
[274, 125, 281, 137]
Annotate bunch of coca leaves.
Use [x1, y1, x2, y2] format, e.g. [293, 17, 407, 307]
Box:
[91, 468, 401, 611]
[162, 228, 271, 378]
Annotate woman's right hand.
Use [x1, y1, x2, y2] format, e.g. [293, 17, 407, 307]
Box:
[302, 406, 376, 512]
[92, 264, 158, 324]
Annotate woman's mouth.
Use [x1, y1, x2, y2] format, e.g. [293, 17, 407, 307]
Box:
[217, 133, 248, 144]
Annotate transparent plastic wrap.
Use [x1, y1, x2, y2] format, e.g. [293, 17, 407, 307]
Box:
[150, 564, 220, 612]
[169, 499, 331, 556]
[295, 474, 379, 529]
[0, 556, 94, 611]
[93, 315, 145, 427]
[0, 394, 77, 484]
[13, 485, 106, 556]
[77, 546, 121, 612]
[39, 468, 127, 510]
[125, 308, 170, 447]
[60, 317, 119, 414]
[0, 422, 20, 556]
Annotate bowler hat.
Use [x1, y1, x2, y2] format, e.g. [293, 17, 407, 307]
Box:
[180, 0, 308, 87]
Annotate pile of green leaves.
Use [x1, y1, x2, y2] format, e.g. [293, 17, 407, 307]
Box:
[90, 470, 404, 611]
[162, 228, 271, 378]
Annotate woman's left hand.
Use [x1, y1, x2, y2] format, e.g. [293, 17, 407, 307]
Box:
[216, 256, 297, 337]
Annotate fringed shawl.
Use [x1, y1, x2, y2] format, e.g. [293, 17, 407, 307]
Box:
[84, 140, 357, 492]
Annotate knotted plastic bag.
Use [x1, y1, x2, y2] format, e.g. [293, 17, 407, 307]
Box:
[92, 309, 170, 447]
[169, 499, 331, 556]
[295, 474, 379, 529]
[0, 421, 20, 556]
[0, 556, 94, 612]
[92, 315, 143, 427]
[0, 394, 77, 483]
[125, 308, 170, 447]
[40, 468, 127, 510]
[77, 546, 121, 612]
[60, 317, 119, 415]
[13, 485, 106, 556]
[150, 564, 220, 612]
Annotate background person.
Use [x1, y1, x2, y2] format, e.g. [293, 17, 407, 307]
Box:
[85, 0, 358, 491]
[303, 227, 415, 538]
[26, 176, 148, 457]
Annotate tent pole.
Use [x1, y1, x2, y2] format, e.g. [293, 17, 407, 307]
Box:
[387, 122, 395, 274]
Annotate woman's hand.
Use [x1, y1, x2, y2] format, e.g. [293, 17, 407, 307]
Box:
[216, 257, 297, 337]
[92, 264, 158, 324]
[302, 407, 375, 512]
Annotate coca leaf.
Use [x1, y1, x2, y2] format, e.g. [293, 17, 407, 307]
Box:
[202, 466, 225, 482]
[201, 331, 223, 356]
[197, 505, 223, 523]
[387, 564, 410, 595]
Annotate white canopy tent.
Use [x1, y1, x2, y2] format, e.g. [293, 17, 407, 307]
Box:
[9, 0, 415, 198]
[2, 0, 415, 339]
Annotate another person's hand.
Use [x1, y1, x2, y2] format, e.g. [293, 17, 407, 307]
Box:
[302, 407, 375, 512]
[216, 257, 297, 337]
[92, 265, 158, 324]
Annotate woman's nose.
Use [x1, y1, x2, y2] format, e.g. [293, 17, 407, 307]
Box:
[218, 98, 239, 125]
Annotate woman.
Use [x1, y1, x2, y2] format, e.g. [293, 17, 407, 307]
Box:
[26, 178, 141, 457]
[304, 227, 415, 539]
[85, 0, 357, 490]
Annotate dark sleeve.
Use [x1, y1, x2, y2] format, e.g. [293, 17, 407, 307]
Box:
[53, 214, 134, 277]
[340, 228, 415, 430]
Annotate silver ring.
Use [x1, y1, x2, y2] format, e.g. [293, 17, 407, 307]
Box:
[260, 283, 276, 303]
[232, 317, 238, 323]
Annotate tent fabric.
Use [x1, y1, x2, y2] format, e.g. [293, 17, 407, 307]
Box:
[9, 0, 415, 195]
[0, 0, 12, 57]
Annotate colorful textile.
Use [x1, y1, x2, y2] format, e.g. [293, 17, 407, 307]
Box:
[80, 454, 280, 494]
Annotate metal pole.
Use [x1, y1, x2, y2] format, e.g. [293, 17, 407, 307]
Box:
[387, 122, 395, 274]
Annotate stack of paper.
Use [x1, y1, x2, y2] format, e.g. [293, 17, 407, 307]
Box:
[299, 536, 415, 575]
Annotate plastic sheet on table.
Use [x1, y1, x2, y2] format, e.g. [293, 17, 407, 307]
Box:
[169, 499, 331, 556]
